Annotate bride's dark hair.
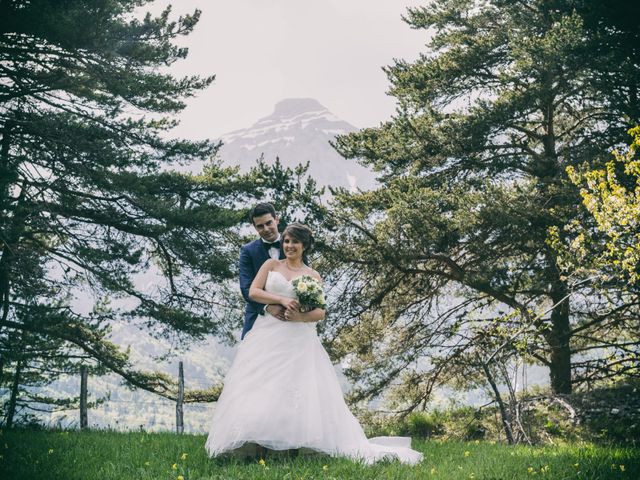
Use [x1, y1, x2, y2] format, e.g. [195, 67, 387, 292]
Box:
[282, 223, 314, 262]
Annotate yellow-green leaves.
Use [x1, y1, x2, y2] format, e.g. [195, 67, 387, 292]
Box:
[563, 127, 640, 286]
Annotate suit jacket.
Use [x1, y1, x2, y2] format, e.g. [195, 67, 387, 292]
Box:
[239, 238, 284, 339]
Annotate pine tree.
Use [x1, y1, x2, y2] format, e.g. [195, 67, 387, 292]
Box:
[328, 0, 640, 400]
[0, 0, 292, 413]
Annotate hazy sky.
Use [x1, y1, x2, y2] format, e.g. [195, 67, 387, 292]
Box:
[151, 0, 428, 139]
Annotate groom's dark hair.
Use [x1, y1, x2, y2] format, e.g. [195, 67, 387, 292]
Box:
[249, 202, 277, 224]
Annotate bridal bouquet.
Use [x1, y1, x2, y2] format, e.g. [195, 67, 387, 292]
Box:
[291, 275, 326, 311]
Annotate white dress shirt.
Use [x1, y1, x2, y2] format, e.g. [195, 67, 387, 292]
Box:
[262, 234, 281, 260]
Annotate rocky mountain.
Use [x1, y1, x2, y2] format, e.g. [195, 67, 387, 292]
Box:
[217, 98, 377, 191]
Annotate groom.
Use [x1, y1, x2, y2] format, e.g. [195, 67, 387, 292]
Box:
[239, 202, 287, 339]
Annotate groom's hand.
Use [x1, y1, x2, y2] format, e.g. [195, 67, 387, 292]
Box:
[266, 304, 287, 321]
[284, 307, 303, 322]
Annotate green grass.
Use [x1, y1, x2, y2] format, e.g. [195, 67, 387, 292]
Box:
[1, 429, 639, 479]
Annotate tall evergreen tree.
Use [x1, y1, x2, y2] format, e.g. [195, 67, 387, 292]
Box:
[0, 0, 298, 410]
[328, 0, 640, 400]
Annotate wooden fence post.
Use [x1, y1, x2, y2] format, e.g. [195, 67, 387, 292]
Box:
[80, 365, 88, 430]
[176, 361, 184, 434]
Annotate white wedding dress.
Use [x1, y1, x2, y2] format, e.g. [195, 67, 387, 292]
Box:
[205, 270, 423, 465]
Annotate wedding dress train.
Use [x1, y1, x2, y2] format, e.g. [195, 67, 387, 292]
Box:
[205, 270, 422, 465]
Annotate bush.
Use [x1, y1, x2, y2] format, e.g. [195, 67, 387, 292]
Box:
[359, 382, 639, 445]
[403, 411, 445, 438]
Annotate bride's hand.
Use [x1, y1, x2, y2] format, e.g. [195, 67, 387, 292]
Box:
[280, 297, 300, 311]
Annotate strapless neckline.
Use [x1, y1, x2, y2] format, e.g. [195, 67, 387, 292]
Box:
[268, 270, 306, 284]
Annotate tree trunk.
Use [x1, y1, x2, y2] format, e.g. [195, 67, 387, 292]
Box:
[6, 357, 23, 428]
[0, 120, 13, 334]
[547, 287, 572, 394]
[539, 83, 573, 394]
[481, 362, 515, 444]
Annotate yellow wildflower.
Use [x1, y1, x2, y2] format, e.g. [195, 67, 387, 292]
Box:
[177, 476, 184, 480]
[573, 463, 579, 468]
[180, 453, 188, 460]
[430, 467, 436, 475]
[620, 465, 625, 472]
[258, 458, 266, 467]
[612, 464, 618, 470]
[464, 450, 471, 457]
[322, 465, 328, 471]
[172, 463, 178, 470]
[528, 467, 534, 474]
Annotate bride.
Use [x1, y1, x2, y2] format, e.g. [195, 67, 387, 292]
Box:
[205, 223, 422, 465]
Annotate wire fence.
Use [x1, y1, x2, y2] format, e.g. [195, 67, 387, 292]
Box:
[1, 361, 220, 433]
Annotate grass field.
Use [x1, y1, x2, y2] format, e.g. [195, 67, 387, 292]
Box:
[1, 429, 638, 479]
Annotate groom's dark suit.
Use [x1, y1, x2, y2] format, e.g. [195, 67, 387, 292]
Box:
[239, 238, 284, 339]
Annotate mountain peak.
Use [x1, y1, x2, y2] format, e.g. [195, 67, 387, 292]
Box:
[271, 98, 328, 119]
[217, 98, 376, 191]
